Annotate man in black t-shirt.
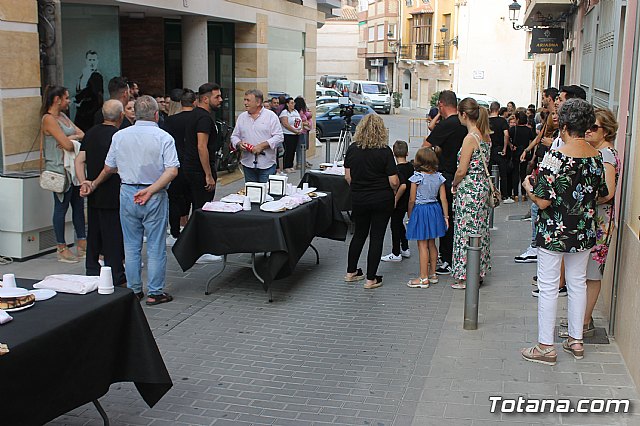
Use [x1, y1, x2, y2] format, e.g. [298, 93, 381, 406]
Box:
[422, 90, 467, 275]
[183, 83, 223, 209]
[92, 77, 131, 130]
[163, 89, 196, 239]
[75, 100, 126, 286]
[488, 101, 511, 199]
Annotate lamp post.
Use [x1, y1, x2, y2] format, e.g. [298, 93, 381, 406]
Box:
[388, 30, 400, 109]
[440, 24, 448, 42]
[508, 0, 530, 31]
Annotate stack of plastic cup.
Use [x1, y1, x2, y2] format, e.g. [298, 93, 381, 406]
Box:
[98, 266, 114, 295]
[2, 274, 16, 288]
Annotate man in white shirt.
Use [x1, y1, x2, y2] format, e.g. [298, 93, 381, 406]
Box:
[231, 89, 284, 182]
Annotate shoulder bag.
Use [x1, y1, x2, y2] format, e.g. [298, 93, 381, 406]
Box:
[39, 115, 67, 193]
[473, 134, 501, 208]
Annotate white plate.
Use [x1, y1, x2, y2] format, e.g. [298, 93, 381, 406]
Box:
[4, 302, 35, 312]
[28, 289, 57, 301]
[299, 187, 317, 195]
[220, 194, 246, 203]
[0, 287, 29, 298]
[260, 200, 287, 212]
[312, 191, 328, 197]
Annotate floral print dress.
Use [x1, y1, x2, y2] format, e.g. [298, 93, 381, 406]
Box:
[591, 147, 620, 271]
[452, 135, 491, 280]
[533, 150, 608, 252]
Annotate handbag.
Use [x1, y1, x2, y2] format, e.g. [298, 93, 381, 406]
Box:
[38, 115, 67, 193]
[473, 134, 502, 208]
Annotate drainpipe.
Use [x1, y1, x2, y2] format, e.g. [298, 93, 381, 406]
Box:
[609, 2, 640, 337]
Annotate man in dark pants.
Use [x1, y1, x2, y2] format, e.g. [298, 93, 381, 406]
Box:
[163, 89, 196, 241]
[422, 90, 467, 275]
[75, 100, 126, 286]
[488, 101, 511, 200]
[183, 83, 223, 264]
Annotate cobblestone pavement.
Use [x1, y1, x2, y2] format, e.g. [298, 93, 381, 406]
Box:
[2, 111, 638, 425]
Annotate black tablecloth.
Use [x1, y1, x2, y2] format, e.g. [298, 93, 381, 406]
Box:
[172, 194, 347, 290]
[300, 171, 351, 211]
[0, 280, 172, 426]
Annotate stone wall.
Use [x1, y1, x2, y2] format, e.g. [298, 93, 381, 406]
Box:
[120, 17, 166, 95]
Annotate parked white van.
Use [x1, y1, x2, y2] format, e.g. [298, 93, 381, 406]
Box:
[349, 80, 391, 114]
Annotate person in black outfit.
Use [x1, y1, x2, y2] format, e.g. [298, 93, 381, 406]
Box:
[163, 89, 196, 239]
[488, 101, 511, 200]
[381, 140, 413, 262]
[422, 90, 467, 275]
[92, 76, 131, 130]
[509, 111, 536, 200]
[344, 114, 399, 289]
[75, 100, 126, 286]
[74, 50, 104, 132]
[182, 83, 223, 209]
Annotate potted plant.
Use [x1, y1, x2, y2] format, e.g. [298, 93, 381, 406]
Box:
[392, 92, 402, 114]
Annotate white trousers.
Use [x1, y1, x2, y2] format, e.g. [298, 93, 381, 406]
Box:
[537, 248, 590, 345]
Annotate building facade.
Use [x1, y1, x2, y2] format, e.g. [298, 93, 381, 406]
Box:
[317, 5, 366, 81]
[356, 0, 399, 86]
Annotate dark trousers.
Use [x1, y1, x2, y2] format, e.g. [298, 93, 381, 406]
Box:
[491, 151, 512, 199]
[512, 150, 528, 198]
[86, 207, 126, 286]
[439, 173, 454, 265]
[184, 170, 215, 211]
[390, 206, 409, 256]
[347, 200, 394, 280]
[168, 170, 191, 238]
[283, 134, 299, 169]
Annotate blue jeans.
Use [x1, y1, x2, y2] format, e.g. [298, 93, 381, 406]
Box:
[243, 164, 277, 183]
[53, 185, 86, 244]
[119, 184, 168, 296]
[531, 202, 539, 247]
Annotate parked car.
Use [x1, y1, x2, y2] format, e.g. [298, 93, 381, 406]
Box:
[316, 87, 342, 98]
[267, 91, 290, 100]
[314, 104, 375, 140]
[335, 80, 351, 96]
[456, 93, 499, 109]
[316, 96, 345, 106]
[349, 80, 391, 114]
[319, 74, 347, 88]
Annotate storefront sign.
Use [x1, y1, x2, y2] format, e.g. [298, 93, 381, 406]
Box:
[530, 28, 564, 54]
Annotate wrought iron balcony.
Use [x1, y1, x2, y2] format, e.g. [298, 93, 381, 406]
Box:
[433, 42, 449, 60]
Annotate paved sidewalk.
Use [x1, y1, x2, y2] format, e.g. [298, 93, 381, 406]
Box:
[2, 174, 638, 425]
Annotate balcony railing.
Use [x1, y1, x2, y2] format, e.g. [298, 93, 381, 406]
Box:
[433, 42, 450, 60]
[399, 45, 413, 59]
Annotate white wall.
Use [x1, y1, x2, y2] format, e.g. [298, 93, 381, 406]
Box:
[454, 0, 535, 107]
[317, 21, 362, 80]
[268, 27, 305, 97]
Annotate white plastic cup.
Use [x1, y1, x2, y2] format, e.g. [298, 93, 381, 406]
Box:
[243, 195, 252, 211]
[302, 182, 309, 191]
[2, 274, 16, 288]
[286, 183, 293, 195]
[98, 266, 114, 295]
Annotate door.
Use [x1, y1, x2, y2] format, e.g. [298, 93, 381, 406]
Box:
[402, 70, 411, 107]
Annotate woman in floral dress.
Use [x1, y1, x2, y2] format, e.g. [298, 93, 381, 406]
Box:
[581, 108, 619, 336]
[450, 98, 491, 289]
[521, 99, 609, 365]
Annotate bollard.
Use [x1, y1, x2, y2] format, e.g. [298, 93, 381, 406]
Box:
[325, 138, 331, 163]
[300, 136, 307, 179]
[491, 164, 500, 192]
[463, 234, 482, 330]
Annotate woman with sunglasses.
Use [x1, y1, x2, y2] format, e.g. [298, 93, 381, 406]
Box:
[560, 108, 618, 338]
[521, 99, 609, 365]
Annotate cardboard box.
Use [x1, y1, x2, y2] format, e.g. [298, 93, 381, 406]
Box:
[268, 174, 288, 196]
[245, 182, 268, 203]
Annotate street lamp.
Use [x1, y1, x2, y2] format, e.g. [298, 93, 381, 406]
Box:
[508, 0, 530, 30]
[439, 24, 448, 42]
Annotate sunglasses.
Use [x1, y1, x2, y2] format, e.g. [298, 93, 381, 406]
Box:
[589, 124, 603, 132]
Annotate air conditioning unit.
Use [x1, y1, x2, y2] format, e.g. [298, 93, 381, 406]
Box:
[0, 171, 74, 260]
[370, 59, 384, 67]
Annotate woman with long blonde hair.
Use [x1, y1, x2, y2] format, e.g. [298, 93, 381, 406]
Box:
[344, 114, 399, 289]
[450, 98, 492, 289]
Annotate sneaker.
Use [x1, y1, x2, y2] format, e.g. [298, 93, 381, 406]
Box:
[196, 254, 223, 264]
[436, 261, 451, 275]
[503, 198, 515, 204]
[532, 287, 567, 297]
[515, 246, 537, 263]
[166, 235, 177, 246]
[400, 249, 411, 258]
[381, 253, 402, 262]
[531, 275, 538, 286]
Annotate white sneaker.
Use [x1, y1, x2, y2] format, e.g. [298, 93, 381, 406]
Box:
[515, 246, 537, 263]
[400, 249, 411, 258]
[196, 254, 223, 264]
[166, 236, 177, 246]
[503, 198, 515, 204]
[381, 253, 402, 262]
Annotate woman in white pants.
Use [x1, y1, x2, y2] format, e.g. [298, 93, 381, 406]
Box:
[521, 99, 609, 365]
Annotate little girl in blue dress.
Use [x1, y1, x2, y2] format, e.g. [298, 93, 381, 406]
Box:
[405, 147, 449, 288]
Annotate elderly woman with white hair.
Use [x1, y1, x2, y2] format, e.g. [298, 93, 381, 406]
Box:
[521, 98, 609, 365]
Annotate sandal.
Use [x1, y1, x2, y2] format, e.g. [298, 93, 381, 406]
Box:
[521, 344, 557, 366]
[344, 268, 365, 282]
[428, 274, 439, 284]
[558, 318, 595, 338]
[451, 280, 466, 290]
[134, 291, 144, 302]
[145, 292, 173, 306]
[562, 339, 584, 360]
[364, 276, 383, 289]
[407, 277, 430, 288]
